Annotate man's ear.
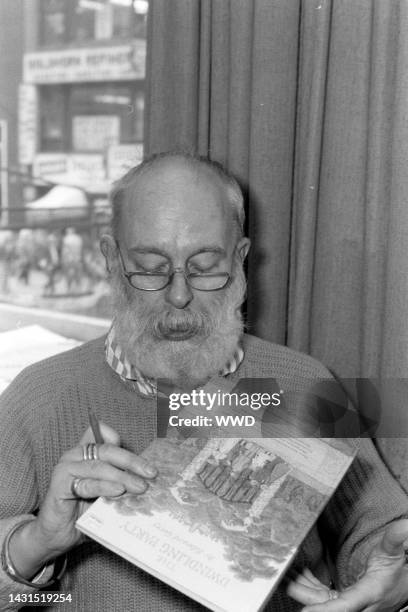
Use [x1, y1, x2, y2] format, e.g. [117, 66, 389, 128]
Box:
[100, 234, 117, 273]
[236, 237, 251, 262]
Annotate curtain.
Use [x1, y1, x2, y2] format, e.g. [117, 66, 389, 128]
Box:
[144, 0, 408, 489]
[289, 0, 408, 380]
[145, 0, 300, 344]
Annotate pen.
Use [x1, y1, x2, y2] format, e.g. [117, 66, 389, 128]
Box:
[88, 407, 104, 444]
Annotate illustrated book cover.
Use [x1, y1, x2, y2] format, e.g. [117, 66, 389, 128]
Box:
[77, 434, 356, 612]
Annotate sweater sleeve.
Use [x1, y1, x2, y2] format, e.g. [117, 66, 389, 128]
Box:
[320, 436, 408, 589]
[0, 375, 53, 610]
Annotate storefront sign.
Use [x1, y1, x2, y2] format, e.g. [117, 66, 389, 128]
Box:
[18, 84, 38, 165]
[33, 153, 108, 193]
[23, 43, 146, 84]
[107, 143, 143, 180]
[33, 153, 68, 178]
[73, 115, 120, 151]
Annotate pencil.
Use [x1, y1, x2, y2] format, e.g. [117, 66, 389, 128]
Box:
[88, 407, 104, 444]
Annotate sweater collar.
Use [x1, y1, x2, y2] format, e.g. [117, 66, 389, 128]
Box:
[105, 326, 244, 397]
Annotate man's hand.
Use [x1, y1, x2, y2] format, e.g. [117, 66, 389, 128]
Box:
[8, 423, 157, 579]
[287, 519, 408, 611]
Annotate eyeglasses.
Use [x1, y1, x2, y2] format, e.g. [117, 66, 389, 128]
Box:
[115, 242, 231, 291]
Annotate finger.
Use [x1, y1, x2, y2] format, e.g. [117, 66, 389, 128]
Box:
[302, 568, 327, 588]
[64, 444, 157, 479]
[55, 460, 149, 496]
[294, 571, 324, 590]
[380, 519, 408, 557]
[69, 478, 125, 500]
[99, 422, 121, 445]
[302, 600, 352, 612]
[287, 581, 329, 605]
[74, 460, 150, 494]
[79, 422, 121, 446]
[294, 574, 316, 588]
[289, 579, 375, 611]
[95, 444, 157, 478]
[302, 579, 381, 612]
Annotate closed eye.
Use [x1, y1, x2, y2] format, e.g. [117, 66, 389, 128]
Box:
[131, 260, 170, 274]
[140, 265, 169, 274]
[187, 253, 223, 273]
[188, 263, 217, 274]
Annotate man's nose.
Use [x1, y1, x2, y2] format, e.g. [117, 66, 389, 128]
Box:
[165, 271, 193, 309]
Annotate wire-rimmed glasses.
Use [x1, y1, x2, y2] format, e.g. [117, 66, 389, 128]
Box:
[115, 242, 231, 291]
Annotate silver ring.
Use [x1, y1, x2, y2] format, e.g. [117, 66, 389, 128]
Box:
[328, 589, 339, 601]
[83, 443, 99, 461]
[70, 477, 83, 499]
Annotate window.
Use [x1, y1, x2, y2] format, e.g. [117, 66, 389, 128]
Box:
[39, 0, 148, 46]
[71, 1, 96, 42]
[70, 84, 144, 150]
[39, 84, 144, 153]
[40, 86, 68, 151]
[40, 0, 68, 45]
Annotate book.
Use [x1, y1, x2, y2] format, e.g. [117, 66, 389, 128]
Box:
[76, 433, 356, 612]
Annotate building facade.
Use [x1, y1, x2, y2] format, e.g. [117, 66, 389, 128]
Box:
[19, 0, 147, 208]
[0, 0, 24, 225]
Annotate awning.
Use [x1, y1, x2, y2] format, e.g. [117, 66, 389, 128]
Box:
[25, 185, 89, 224]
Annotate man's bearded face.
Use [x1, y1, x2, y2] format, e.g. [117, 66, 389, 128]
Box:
[111, 252, 246, 385]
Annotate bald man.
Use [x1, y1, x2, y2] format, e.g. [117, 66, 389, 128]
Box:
[1, 153, 408, 612]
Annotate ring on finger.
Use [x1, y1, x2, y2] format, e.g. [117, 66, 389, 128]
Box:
[327, 589, 339, 601]
[82, 443, 99, 461]
[70, 477, 83, 499]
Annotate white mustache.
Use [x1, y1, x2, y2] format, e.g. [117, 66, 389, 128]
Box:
[150, 309, 212, 338]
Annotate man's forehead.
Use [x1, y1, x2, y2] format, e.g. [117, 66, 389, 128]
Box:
[120, 158, 233, 229]
[132, 158, 225, 199]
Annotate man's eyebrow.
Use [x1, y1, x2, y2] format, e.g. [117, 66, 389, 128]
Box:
[188, 247, 227, 258]
[127, 246, 170, 257]
[127, 246, 227, 258]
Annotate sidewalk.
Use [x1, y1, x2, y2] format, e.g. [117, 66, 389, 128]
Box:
[0, 302, 110, 341]
[0, 264, 111, 341]
[0, 263, 112, 319]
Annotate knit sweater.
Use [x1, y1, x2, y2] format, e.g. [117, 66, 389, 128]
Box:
[1, 334, 407, 612]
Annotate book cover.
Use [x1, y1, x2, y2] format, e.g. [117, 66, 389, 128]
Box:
[77, 434, 355, 612]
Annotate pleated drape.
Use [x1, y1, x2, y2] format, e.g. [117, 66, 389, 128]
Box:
[288, 0, 408, 384]
[145, 0, 300, 344]
[145, 0, 408, 379]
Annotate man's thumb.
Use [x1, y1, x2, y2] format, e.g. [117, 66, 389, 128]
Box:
[380, 519, 408, 557]
[80, 422, 121, 446]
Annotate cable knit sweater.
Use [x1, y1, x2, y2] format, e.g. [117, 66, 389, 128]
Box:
[1, 334, 407, 612]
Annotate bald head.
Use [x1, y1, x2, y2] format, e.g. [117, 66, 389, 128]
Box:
[110, 152, 245, 241]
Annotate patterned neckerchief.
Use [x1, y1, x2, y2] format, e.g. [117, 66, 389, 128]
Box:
[105, 326, 244, 397]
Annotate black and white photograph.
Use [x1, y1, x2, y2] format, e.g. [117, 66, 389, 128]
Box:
[0, 1, 408, 611]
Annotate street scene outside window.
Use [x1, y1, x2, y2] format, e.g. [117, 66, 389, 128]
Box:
[0, 0, 148, 349]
